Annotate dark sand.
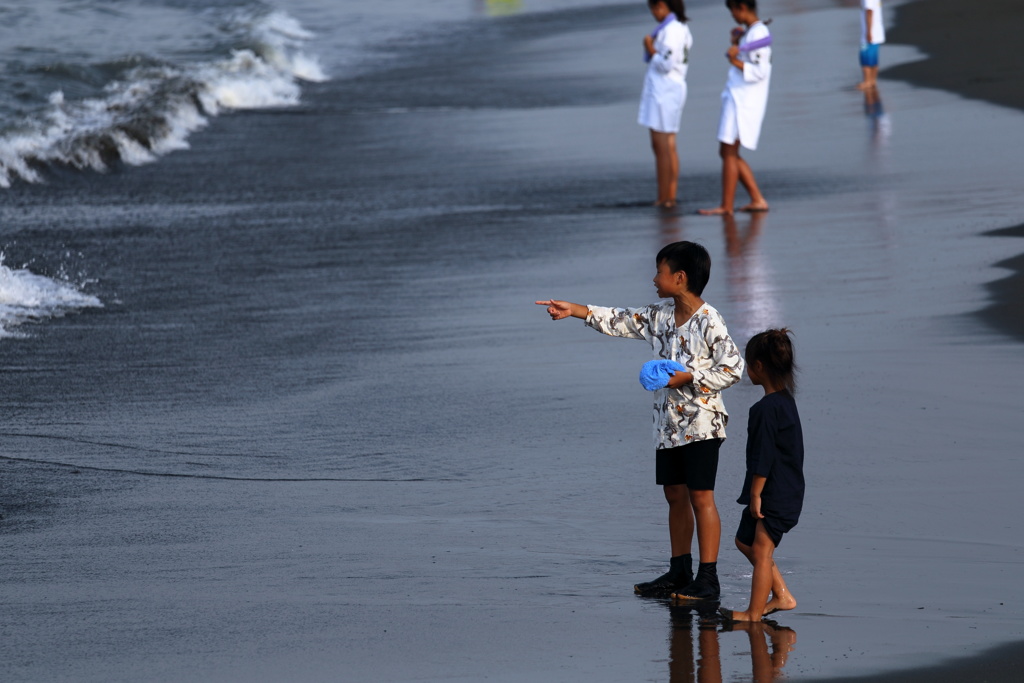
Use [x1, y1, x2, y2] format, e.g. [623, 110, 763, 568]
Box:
[883, 0, 1024, 346]
[2, 1, 1024, 681]
[884, 0, 1024, 112]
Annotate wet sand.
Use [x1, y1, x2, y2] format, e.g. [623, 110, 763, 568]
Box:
[2, 1, 1024, 681]
[882, 0, 1024, 346]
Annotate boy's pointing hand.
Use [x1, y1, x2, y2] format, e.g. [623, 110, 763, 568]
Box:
[536, 299, 573, 320]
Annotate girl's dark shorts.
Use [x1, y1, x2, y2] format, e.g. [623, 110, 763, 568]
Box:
[656, 438, 723, 489]
[735, 507, 796, 548]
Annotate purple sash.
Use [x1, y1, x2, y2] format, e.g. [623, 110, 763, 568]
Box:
[739, 35, 772, 52]
[644, 15, 676, 63]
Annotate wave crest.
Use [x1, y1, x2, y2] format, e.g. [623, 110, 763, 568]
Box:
[0, 7, 327, 188]
[0, 255, 103, 337]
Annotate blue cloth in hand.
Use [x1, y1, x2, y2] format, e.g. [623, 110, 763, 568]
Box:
[639, 359, 687, 391]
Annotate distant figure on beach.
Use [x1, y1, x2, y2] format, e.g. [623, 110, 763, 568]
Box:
[856, 0, 886, 90]
[715, 329, 804, 622]
[698, 0, 771, 216]
[638, 0, 693, 209]
[536, 241, 744, 600]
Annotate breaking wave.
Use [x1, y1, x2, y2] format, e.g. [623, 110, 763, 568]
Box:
[0, 7, 327, 188]
[0, 255, 103, 337]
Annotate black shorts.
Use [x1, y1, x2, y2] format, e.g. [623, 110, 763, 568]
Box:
[735, 507, 796, 548]
[655, 439, 722, 489]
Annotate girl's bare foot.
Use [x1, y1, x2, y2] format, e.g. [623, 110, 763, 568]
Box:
[738, 202, 769, 213]
[763, 591, 797, 616]
[719, 607, 760, 622]
[698, 206, 732, 216]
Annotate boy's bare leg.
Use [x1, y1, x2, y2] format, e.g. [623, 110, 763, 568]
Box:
[665, 484, 695, 556]
[736, 157, 769, 212]
[698, 142, 740, 215]
[734, 534, 797, 616]
[651, 131, 679, 207]
[688, 489, 721, 563]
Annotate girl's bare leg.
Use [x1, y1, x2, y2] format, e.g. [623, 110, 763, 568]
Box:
[729, 524, 796, 620]
[736, 156, 769, 212]
[651, 130, 679, 207]
[699, 142, 740, 215]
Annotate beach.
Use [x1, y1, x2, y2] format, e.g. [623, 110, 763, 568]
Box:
[1, 0, 1023, 681]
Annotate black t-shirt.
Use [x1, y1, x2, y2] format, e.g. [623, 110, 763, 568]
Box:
[737, 390, 805, 524]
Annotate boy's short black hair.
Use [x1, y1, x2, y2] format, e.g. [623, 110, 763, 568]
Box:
[656, 241, 711, 295]
[726, 0, 756, 9]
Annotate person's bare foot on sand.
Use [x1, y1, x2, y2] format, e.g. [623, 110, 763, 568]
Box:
[698, 206, 732, 216]
[719, 607, 760, 622]
[762, 591, 796, 617]
[738, 202, 769, 213]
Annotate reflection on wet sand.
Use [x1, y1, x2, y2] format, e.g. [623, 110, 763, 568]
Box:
[862, 84, 891, 151]
[667, 602, 797, 683]
[719, 211, 778, 342]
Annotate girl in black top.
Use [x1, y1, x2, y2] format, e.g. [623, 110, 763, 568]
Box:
[720, 328, 804, 622]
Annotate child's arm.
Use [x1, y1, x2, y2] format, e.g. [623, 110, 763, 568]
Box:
[749, 475, 767, 518]
[690, 314, 744, 393]
[666, 370, 694, 388]
[648, 24, 686, 74]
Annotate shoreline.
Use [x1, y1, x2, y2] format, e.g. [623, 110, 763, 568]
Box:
[883, 0, 1024, 344]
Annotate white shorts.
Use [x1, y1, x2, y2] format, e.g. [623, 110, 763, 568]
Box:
[717, 90, 739, 145]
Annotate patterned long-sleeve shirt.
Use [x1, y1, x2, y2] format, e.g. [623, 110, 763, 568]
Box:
[586, 302, 744, 449]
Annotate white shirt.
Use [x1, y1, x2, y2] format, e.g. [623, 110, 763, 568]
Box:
[586, 302, 744, 448]
[861, 0, 886, 45]
[724, 21, 772, 151]
[648, 19, 692, 85]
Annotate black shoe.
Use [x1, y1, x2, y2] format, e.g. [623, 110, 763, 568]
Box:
[634, 571, 684, 597]
[670, 562, 720, 601]
[634, 554, 693, 597]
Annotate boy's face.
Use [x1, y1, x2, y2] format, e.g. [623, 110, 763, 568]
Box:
[653, 261, 687, 298]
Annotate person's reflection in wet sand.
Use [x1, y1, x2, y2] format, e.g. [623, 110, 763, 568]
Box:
[666, 602, 797, 682]
[668, 602, 722, 683]
[720, 211, 775, 342]
[722, 619, 798, 683]
[862, 85, 891, 152]
[722, 210, 764, 258]
[658, 209, 685, 244]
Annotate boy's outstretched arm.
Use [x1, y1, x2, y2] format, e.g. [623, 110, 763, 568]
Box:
[536, 300, 588, 321]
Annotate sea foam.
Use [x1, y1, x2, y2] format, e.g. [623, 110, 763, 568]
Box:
[0, 7, 327, 188]
[0, 256, 103, 338]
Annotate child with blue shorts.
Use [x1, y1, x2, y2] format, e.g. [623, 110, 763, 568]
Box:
[857, 0, 886, 90]
[537, 241, 744, 599]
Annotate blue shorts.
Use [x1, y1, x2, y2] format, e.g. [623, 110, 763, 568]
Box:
[859, 43, 880, 67]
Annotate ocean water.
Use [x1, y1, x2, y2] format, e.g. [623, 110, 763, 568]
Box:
[3, 0, 1024, 680]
